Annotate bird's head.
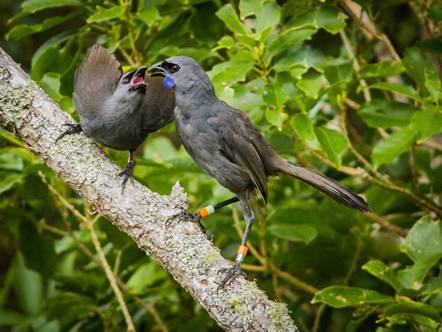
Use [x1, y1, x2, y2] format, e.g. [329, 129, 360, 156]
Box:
[149, 56, 214, 97]
[108, 66, 148, 110]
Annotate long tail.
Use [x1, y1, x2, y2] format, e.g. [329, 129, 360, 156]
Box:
[277, 161, 370, 212]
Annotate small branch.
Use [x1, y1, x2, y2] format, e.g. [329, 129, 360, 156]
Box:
[312, 304, 327, 332]
[41, 174, 135, 332]
[338, 0, 401, 62]
[340, 29, 371, 102]
[38, 217, 168, 332]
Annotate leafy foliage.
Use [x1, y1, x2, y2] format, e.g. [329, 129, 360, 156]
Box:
[1, 0, 441, 331]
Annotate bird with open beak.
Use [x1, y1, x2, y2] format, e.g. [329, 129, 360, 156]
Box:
[57, 44, 175, 188]
[149, 56, 370, 289]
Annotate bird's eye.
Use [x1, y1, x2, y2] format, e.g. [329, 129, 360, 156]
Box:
[171, 64, 180, 73]
[122, 77, 130, 84]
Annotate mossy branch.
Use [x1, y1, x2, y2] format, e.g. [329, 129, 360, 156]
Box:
[0, 48, 297, 332]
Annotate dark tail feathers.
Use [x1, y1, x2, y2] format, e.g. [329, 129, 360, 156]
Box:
[278, 161, 370, 212]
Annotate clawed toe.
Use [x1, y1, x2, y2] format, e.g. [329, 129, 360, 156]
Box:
[119, 163, 135, 192]
[217, 263, 243, 290]
[165, 209, 201, 227]
[56, 123, 82, 142]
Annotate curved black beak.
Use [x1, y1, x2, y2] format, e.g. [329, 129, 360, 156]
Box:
[148, 62, 167, 77]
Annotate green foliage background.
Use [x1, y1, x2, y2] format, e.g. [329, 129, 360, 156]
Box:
[1, 0, 441, 331]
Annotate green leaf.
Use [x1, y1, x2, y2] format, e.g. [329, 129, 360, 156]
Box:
[6, 13, 77, 40]
[397, 216, 442, 290]
[370, 82, 420, 101]
[126, 262, 167, 294]
[267, 224, 317, 244]
[359, 61, 404, 78]
[267, 27, 316, 58]
[17, 0, 80, 18]
[39, 72, 63, 102]
[372, 127, 416, 167]
[384, 301, 440, 322]
[315, 127, 347, 168]
[239, 0, 262, 19]
[136, 5, 160, 27]
[296, 71, 322, 99]
[289, 5, 346, 34]
[0, 310, 28, 326]
[315, 5, 347, 34]
[0, 173, 22, 195]
[312, 286, 394, 308]
[410, 110, 442, 141]
[31, 30, 79, 75]
[216, 4, 250, 35]
[358, 100, 417, 128]
[424, 68, 442, 103]
[255, 1, 280, 37]
[404, 47, 441, 102]
[208, 57, 254, 91]
[87, 6, 125, 23]
[362, 260, 402, 291]
[290, 113, 320, 150]
[19, 222, 57, 278]
[13, 254, 43, 315]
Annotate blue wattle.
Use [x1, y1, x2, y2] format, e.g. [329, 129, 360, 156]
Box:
[163, 76, 175, 89]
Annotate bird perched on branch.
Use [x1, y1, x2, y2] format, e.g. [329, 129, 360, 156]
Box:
[149, 56, 370, 289]
[57, 44, 175, 188]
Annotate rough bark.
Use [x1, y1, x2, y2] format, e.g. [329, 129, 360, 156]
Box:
[0, 48, 297, 332]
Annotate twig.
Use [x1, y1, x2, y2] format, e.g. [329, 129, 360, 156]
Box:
[312, 304, 327, 332]
[38, 218, 169, 332]
[338, 0, 401, 62]
[40, 174, 136, 332]
[340, 29, 371, 102]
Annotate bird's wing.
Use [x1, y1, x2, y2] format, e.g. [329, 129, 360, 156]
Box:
[73, 44, 122, 117]
[215, 102, 268, 203]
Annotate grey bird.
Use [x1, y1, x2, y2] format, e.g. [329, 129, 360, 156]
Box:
[57, 44, 175, 187]
[149, 56, 370, 289]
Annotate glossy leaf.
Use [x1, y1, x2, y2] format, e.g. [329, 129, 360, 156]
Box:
[372, 127, 416, 167]
[290, 113, 320, 150]
[216, 4, 250, 35]
[358, 100, 417, 128]
[267, 224, 317, 244]
[87, 6, 124, 23]
[313, 286, 394, 308]
[362, 260, 401, 291]
[397, 216, 442, 290]
[370, 82, 420, 101]
[255, 1, 280, 37]
[315, 127, 347, 168]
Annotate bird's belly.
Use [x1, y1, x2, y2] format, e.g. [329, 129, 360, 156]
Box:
[81, 116, 145, 151]
[176, 114, 249, 194]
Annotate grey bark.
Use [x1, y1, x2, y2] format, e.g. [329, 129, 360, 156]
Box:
[0, 48, 297, 332]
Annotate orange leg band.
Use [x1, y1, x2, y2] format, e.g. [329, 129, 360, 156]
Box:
[237, 245, 248, 256]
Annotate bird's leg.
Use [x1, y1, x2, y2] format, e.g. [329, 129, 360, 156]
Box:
[56, 123, 82, 142]
[165, 197, 240, 233]
[119, 150, 136, 190]
[218, 200, 254, 290]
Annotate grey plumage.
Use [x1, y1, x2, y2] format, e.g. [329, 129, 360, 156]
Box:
[149, 56, 369, 287]
[59, 44, 175, 186]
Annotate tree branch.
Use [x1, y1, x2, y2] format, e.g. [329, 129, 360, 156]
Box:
[0, 48, 297, 331]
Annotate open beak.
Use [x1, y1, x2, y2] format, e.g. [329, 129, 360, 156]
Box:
[129, 66, 148, 92]
[148, 62, 168, 77]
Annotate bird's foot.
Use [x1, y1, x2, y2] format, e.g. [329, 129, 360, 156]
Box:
[165, 209, 206, 233]
[217, 262, 246, 290]
[118, 161, 135, 192]
[56, 123, 82, 142]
